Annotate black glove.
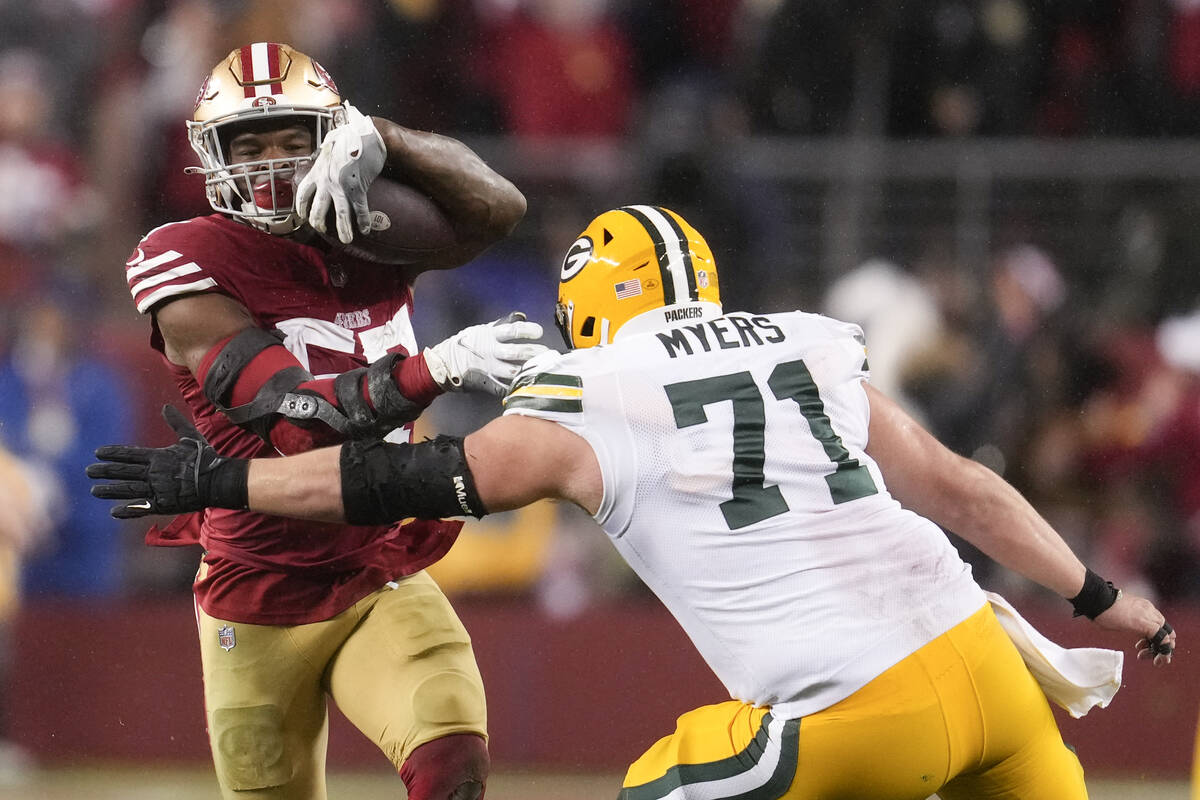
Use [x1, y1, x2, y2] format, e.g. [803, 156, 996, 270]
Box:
[87, 405, 250, 518]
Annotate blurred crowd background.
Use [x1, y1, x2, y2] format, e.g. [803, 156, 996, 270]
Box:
[0, 0, 1199, 634]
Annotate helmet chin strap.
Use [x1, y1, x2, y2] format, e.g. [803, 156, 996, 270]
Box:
[238, 200, 304, 234]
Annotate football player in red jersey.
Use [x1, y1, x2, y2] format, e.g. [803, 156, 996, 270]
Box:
[122, 43, 544, 800]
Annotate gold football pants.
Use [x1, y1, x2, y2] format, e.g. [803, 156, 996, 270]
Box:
[195, 569, 487, 799]
[1192, 714, 1200, 800]
[621, 603, 1086, 800]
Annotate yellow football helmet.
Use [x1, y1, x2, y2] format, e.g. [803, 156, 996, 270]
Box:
[186, 42, 345, 234]
[555, 206, 721, 349]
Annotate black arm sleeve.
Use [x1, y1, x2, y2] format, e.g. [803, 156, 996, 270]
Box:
[339, 436, 487, 525]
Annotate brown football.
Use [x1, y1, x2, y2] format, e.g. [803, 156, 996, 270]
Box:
[318, 176, 457, 264]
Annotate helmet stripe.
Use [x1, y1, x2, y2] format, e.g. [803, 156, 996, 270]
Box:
[653, 206, 699, 301]
[620, 205, 693, 305]
[251, 42, 272, 97]
[240, 45, 256, 97]
[242, 43, 284, 97]
[266, 43, 283, 94]
[618, 206, 674, 305]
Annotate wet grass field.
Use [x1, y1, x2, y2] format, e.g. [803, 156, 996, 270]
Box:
[0, 766, 1187, 799]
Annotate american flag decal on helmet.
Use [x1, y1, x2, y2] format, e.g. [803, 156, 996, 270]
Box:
[614, 278, 643, 299]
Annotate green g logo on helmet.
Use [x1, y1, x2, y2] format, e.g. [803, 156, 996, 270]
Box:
[554, 206, 722, 350]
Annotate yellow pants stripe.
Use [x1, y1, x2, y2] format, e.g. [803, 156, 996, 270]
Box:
[620, 714, 799, 800]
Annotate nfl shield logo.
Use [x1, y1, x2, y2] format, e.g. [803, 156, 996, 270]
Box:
[217, 625, 237, 652]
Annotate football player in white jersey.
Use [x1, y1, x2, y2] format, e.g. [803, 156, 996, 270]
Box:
[91, 206, 1177, 800]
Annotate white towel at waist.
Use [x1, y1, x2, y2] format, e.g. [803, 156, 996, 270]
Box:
[986, 591, 1123, 719]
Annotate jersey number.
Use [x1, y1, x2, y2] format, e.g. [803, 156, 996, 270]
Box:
[664, 359, 878, 530]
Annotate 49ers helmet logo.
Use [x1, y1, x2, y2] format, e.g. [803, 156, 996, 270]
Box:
[561, 236, 593, 282]
[252, 96, 277, 107]
[310, 59, 339, 93]
[193, 74, 215, 113]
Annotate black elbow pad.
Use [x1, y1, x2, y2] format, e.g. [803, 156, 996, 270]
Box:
[340, 436, 487, 525]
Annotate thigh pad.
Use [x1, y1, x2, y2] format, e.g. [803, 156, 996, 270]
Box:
[210, 704, 292, 792]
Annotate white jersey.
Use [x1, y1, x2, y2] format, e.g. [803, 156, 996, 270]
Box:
[503, 310, 986, 719]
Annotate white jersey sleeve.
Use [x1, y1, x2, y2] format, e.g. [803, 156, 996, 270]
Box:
[504, 312, 986, 719]
[502, 349, 636, 528]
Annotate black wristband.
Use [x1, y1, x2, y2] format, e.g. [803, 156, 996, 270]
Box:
[202, 457, 250, 510]
[1070, 568, 1120, 620]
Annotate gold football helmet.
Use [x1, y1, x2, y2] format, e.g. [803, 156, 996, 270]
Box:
[555, 206, 721, 349]
[186, 42, 345, 234]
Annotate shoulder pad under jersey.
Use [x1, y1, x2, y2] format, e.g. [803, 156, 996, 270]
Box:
[125, 218, 224, 313]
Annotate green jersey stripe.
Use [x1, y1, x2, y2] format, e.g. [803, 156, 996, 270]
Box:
[504, 396, 583, 414]
[510, 372, 584, 392]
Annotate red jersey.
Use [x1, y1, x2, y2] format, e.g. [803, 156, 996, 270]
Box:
[125, 214, 460, 624]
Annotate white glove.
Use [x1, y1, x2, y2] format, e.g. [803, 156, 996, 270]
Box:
[424, 313, 549, 397]
[295, 102, 387, 244]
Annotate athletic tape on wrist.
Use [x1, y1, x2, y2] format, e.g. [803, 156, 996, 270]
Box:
[205, 456, 251, 510]
[1070, 568, 1120, 620]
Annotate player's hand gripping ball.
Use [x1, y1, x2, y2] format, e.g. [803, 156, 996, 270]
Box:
[296, 102, 385, 245]
[316, 176, 457, 264]
[296, 103, 455, 263]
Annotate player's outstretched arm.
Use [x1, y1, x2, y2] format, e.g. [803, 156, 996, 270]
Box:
[155, 292, 434, 452]
[89, 412, 600, 526]
[157, 293, 545, 452]
[237, 414, 598, 522]
[246, 414, 600, 522]
[864, 384, 1176, 665]
[462, 415, 602, 515]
